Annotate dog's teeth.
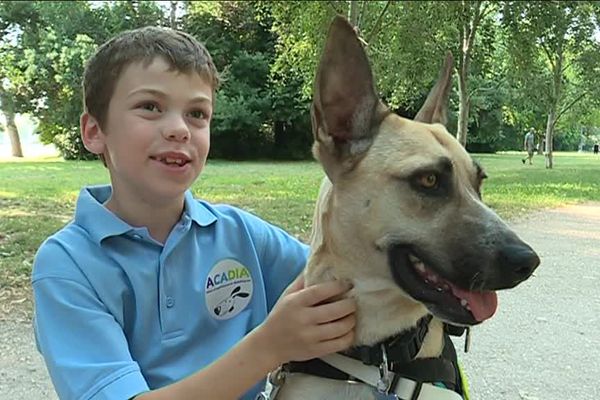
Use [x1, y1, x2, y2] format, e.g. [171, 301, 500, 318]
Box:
[429, 275, 438, 283]
[436, 287, 443, 292]
[443, 284, 450, 291]
[414, 262, 426, 273]
[460, 299, 468, 307]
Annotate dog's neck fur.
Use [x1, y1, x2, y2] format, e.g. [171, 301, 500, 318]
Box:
[304, 176, 445, 359]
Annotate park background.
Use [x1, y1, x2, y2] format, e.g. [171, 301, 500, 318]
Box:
[2, 1, 600, 162]
[1, 2, 600, 399]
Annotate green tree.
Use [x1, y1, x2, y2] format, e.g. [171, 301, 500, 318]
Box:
[184, 1, 279, 159]
[2, 1, 166, 159]
[270, 1, 500, 150]
[0, 1, 39, 157]
[503, 1, 600, 168]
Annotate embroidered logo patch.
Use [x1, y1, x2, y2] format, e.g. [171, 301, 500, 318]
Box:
[205, 259, 253, 320]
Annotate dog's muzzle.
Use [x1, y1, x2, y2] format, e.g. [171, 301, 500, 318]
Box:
[387, 244, 538, 326]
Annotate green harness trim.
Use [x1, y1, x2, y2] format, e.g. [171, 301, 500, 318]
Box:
[458, 361, 471, 400]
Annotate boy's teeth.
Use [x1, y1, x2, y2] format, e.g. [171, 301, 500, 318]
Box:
[161, 157, 186, 165]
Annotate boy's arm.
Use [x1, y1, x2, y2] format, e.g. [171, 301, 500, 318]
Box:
[136, 277, 355, 400]
[36, 254, 353, 400]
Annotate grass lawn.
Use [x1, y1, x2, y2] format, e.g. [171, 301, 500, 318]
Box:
[1, 151, 599, 319]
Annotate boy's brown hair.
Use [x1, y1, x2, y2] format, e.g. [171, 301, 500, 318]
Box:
[83, 26, 220, 130]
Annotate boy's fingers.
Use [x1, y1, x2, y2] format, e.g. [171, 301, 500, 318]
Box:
[297, 280, 353, 306]
[312, 298, 356, 324]
[283, 274, 305, 296]
[317, 313, 356, 341]
[315, 328, 355, 356]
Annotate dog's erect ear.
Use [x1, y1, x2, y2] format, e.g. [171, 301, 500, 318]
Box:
[311, 16, 386, 177]
[414, 52, 454, 125]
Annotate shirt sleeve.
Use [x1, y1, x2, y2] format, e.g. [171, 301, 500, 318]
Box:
[32, 240, 149, 400]
[247, 214, 310, 311]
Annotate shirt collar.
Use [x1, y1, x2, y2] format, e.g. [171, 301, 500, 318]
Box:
[75, 185, 217, 245]
[75, 185, 134, 244]
[184, 190, 217, 227]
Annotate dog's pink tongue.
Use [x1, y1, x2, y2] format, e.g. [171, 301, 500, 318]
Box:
[450, 286, 498, 322]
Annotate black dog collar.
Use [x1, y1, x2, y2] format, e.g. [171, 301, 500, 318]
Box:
[343, 314, 433, 367]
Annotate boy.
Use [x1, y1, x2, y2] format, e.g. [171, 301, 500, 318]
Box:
[32, 26, 356, 400]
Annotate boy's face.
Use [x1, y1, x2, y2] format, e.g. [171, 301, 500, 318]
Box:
[82, 57, 212, 206]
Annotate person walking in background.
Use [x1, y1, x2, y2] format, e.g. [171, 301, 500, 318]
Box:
[522, 127, 536, 165]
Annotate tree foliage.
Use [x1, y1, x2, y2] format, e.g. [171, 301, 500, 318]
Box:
[502, 1, 600, 167]
[1, 1, 600, 161]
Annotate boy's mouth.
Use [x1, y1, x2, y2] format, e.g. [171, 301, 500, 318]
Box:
[150, 152, 192, 167]
[151, 156, 189, 166]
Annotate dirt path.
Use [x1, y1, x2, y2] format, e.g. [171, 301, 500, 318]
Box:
[1, 203, 599, 399]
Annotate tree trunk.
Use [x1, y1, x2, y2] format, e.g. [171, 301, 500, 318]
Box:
[6, 116, 23, 157]
[455, 0, 486, 148]
[544, 109, 555, 169]
[544, 45, 562, 170]
[456, 66, 469, 147]
[170, 1, 178, 29]
[348, 1, 360, 27]
[0, 90, 24, 157]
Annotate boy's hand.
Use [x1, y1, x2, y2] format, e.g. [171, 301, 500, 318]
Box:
[256, 275, 356, 366]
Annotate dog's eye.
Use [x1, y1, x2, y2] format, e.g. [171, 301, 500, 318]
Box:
[418, 173, 439, 189]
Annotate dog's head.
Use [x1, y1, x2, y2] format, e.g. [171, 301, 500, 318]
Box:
[310, 16, 540, 327]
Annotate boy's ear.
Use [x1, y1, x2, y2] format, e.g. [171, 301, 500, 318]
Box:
[80, 113, 106, 155]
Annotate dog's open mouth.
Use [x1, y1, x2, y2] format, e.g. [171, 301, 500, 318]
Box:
[389, 245, 497, 326]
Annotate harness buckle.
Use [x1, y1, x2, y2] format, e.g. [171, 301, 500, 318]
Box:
[256, 366, 287, 400]
[376, 344, 393, 394]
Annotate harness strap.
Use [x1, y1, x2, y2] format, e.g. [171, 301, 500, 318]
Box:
[319, 353, 463, 400]
[286, 354, 458, 389]
[392, 358, 458, 391]
[285, 359, 351, 381]
[343, 314, 433, 366]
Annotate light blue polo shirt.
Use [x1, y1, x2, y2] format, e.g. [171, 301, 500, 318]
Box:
[32, 185, 308, 400]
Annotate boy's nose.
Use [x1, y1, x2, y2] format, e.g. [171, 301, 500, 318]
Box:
[163, 117, 190, 142]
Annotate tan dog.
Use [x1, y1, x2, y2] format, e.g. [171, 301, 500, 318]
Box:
[267, 16, 540, 400]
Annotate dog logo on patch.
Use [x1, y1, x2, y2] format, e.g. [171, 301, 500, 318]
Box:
[205, 259, 253, 320]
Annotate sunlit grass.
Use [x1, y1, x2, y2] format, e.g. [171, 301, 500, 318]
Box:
[0, 152, 598, 317]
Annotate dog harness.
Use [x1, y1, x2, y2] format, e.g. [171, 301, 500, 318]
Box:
[262, 315, 470, 400]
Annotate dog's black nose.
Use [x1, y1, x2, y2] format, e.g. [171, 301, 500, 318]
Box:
[498, 244, 540, 284]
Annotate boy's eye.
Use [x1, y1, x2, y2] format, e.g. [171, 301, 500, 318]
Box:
[188, 109, 207, 120]
[138, 102, 160, 112]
